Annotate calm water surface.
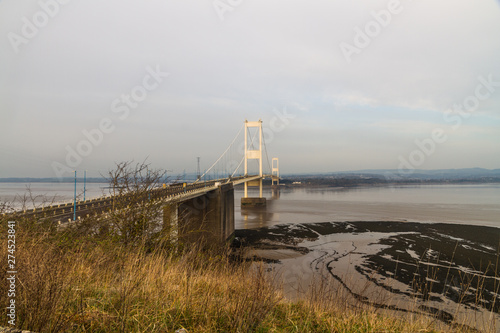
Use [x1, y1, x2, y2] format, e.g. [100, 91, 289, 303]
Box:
[234, 185, 500, 331]
[0, 182, 109, 208]
[1, 183, 499, 228]
[235, 184, 500, 229]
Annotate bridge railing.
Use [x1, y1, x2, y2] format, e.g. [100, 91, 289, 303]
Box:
[1, 176, 253, 222]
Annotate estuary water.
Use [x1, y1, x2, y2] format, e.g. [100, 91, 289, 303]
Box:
[0, 182, 110, 209]
[235, 184, 500, 229]
[233, 184, 500, 331]
[1, 182, 499, 228]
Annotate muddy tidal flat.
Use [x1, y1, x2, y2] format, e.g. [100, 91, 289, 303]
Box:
[235, 221, 500, 331]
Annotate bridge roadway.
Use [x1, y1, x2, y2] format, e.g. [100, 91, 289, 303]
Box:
[2, 175, 266, 224]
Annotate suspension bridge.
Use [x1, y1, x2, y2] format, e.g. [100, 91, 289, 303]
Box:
[195, 119, 280, 204]
[163, 119, 282, 245]
[7, 120, 281, 245]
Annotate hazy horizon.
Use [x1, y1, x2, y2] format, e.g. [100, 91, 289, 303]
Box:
[1, 166, 499, 181]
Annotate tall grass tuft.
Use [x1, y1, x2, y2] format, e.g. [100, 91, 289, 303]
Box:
[0, 216, 460, 333]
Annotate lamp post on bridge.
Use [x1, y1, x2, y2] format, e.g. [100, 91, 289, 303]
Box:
[73, 170, 77, 221]
[197, 157, 201, 181]
[163, 169, 172, 189]
[83, 170, 87, 202]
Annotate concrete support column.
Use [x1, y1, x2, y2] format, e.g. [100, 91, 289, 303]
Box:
[163, 183, 235, 247]
[163, 202, 179, 241]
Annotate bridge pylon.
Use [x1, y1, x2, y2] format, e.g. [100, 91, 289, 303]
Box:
[271, 157, 279, 187]
[242, 119, 266, 207]
[271, 157, 280, 199]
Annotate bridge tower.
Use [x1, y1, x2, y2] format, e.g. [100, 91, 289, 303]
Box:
[271, 157, 279, 187]
[271, 157, 280, 199]
[242, 120, 266, 207]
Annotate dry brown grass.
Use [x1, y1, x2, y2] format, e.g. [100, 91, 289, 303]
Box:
[0, 217, 463, 333]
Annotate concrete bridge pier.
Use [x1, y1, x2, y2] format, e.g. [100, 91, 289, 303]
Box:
[241, 178, 267, 207]
[241, 196, 267, 207]
[163, 183, 235, 246]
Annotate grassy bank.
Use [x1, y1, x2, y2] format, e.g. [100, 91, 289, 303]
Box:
[0, 218, 462, 333]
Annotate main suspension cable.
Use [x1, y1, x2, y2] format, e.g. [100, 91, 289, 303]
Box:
[196, 124, 244, 182]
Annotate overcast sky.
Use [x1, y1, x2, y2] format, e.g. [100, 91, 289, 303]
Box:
[1, 0, 499, 178]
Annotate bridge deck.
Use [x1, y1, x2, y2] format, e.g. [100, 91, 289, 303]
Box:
[3, 175, 266, 223]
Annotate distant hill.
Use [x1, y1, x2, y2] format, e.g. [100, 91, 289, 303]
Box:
[285, 168, 500, 183]
[2, 168, 500, 183]
[335, 168, 500, 180]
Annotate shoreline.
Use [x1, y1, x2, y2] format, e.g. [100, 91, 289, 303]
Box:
[234, 221, 500, 331]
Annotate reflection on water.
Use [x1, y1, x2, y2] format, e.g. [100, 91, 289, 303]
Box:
[235, 184, 500, 229]
[240, 203, 277, 229]
[271, 187, 280, 200]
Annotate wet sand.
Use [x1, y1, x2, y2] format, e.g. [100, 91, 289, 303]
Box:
[235, 221, 500, 332]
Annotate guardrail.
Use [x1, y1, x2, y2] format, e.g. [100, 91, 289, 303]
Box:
[1, 176, 250, 224]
